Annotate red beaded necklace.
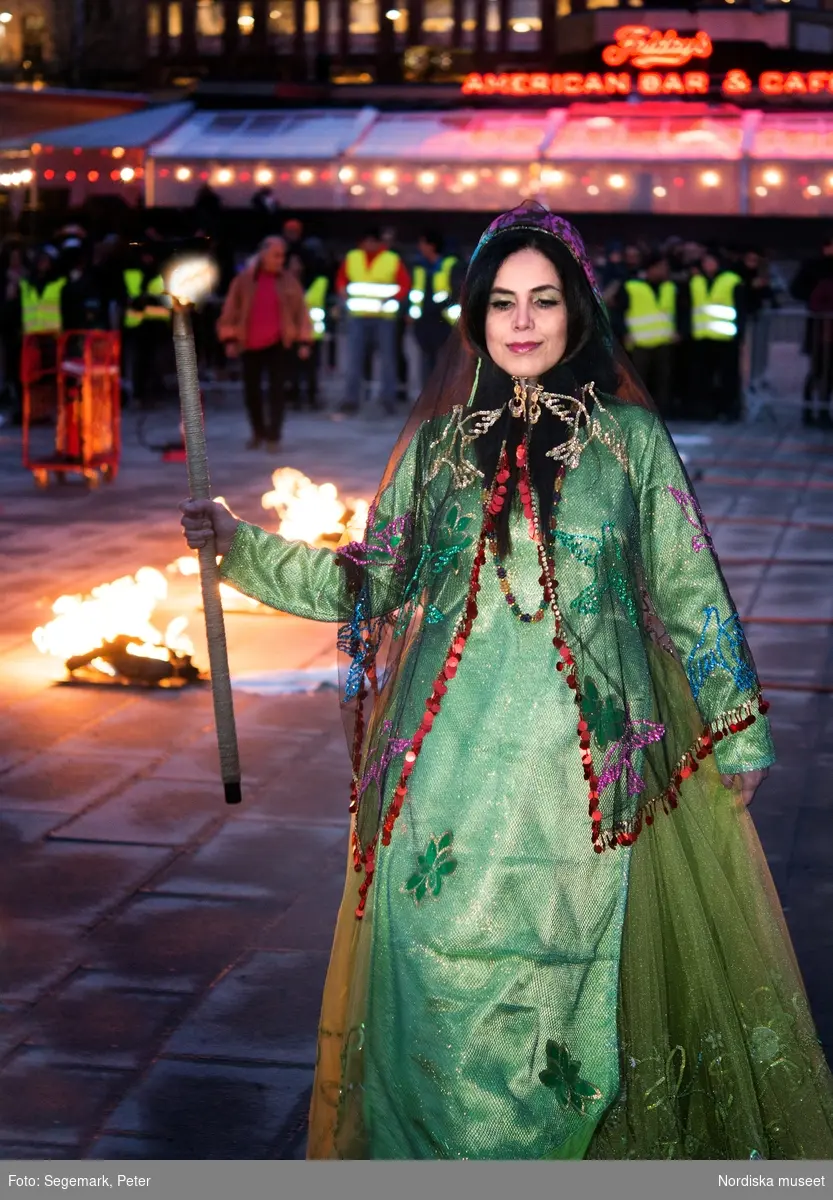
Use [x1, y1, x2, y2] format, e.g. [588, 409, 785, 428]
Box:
[486, 445, 567, 624]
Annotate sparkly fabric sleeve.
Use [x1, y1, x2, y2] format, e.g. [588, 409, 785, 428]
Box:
[636, 416, 776, 775]
[218, 521, 349, 621]
[217, 432, 424, 622]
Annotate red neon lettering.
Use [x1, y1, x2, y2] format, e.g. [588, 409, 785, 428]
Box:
[807, 71, 831, 94]
[605, 72, 631, 95]
[602, 25, 713, 70]
[637, 72, 663, 95]
[783, 71, 808, 95]
[529, 73, 551, 94]
[461, 72, 484, 94]
[722, 69, 751, 96]
[582, 72, 606, 95]
[563, 73, 585, 95]
[509, 73, 531, 95]
[685, 71, 710, 94]
[759, 71, 784, 96]
[661, 72, 686, 94]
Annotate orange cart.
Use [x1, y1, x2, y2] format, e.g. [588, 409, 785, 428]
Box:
[22, 329, 121, 488]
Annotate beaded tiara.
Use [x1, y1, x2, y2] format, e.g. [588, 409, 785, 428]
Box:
[470, 199, 605, 310]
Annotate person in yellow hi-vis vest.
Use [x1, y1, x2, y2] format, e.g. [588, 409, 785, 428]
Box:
[689, 251, 745, 423]
[286, 251, 327, 411]
[335, 228, 410, 414]
[122, 247, 172, 408]
[622, 254, 678, 417]
[19, 247, 67, 336]
[409, 229, 466, 386]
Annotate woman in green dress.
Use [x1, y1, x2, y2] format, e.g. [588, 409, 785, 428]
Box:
[180, 201, 833, 1160]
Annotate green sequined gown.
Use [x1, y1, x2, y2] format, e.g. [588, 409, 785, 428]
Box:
[219, 403, 833, 1160]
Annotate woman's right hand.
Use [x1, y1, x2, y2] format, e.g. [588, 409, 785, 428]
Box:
[179, 498, 241, 558]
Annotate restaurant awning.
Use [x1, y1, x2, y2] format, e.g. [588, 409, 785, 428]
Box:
[0, 102, 193, 153]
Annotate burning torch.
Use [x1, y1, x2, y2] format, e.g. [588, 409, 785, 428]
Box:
[166, 257, 242, 806]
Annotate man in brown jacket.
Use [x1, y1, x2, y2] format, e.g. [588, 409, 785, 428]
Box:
[217, 236, 312, 450]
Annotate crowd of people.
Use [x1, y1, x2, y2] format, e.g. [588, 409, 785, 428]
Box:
[2, 211, 833, 448]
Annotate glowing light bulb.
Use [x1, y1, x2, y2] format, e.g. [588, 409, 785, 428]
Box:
[296, 168, 315, 185]
[460, 170, 477, 187]
[540, 169, 564, 186]
[499, 168, 520, 187]
[338, 166, 355, 183]
[587, 184, 600, 196]
[216, 167, 234, 184]
[700, 170, 721, 188]
[119, 166, 135, 182]
[112, 146, 125, 159]
[806, 185, 822, 197]
[755, 185, 768, 197]
[175, 166, 192, 182]
[417, 170, 437, 188]
[377, 167, 397, 186]
[255, 167, 274, 185]
[607, 173, 626, 190]
[762, 168, 782, 187]
[653, 185, 667, 198]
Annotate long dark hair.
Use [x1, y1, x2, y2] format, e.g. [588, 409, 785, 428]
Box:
[461, 230, 616, 557]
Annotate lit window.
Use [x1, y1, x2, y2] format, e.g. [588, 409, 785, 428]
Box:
[147, 1, 161, 42]
[305, 0, 319, 31]
[168, 1, 182, 37]
[238, 2, 254, 32]
[197, 0, 224, 48]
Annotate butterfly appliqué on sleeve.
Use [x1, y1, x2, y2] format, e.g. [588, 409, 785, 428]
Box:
[686, 605, 756, 701]
[667, 485, 714, 554]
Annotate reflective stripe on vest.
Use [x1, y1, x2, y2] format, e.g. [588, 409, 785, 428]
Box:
[123, 269, 144, 328]
[305, 275, 328, 340]
[409, 257, 459, 325]
[344, 248, 401, 317]
[20, 278, 65, 335]
[690, 273, 741, 341]
[624, 279, 676, 349]
[143, 275, 170, 322]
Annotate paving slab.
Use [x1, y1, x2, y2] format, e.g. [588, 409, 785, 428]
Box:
[160, 949, 328, 1066]
[101, 1060, 313, 1159]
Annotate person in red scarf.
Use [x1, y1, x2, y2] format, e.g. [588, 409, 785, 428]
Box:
[217, 236, 312, 450]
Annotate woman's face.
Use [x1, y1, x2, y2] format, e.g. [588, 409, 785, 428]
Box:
[485, 247, 568, 380]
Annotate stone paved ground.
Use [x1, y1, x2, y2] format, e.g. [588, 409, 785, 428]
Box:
[0, 372, 832, 1160]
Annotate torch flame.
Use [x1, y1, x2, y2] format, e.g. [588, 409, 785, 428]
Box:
[166, 256, 219, 306]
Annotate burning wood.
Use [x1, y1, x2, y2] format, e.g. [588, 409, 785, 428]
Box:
[32, 567, 202, 686]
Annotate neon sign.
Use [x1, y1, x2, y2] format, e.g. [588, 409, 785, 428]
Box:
[461, 71, 709, 97]
[601, 25, 713, 70]
[460, 68, 833, 99]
